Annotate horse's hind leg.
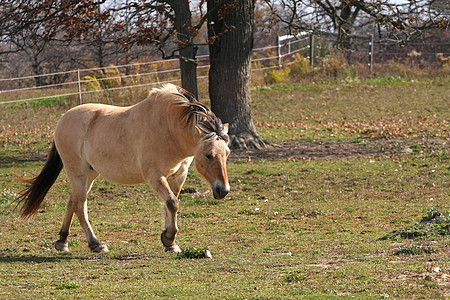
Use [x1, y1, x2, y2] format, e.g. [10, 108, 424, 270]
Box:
[76, 197, 108, 253]
[54, 198, 74, 251]
[56, 169, 106, 252]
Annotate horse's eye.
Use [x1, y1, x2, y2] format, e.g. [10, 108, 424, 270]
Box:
[205, 154, 213, 160]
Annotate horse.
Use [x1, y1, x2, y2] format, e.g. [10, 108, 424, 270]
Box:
[17, 84, 230, 253]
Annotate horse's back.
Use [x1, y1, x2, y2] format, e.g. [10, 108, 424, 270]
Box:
[54, 103, 145, 183]
[54, 104, 130, 149]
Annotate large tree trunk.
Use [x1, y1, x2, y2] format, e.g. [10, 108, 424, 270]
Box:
[170, 1, 198, 97]
[207, 0, 268, 149]
[179, 45, 198, 98]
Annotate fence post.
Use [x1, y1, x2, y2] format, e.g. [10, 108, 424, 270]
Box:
[309, 33, 314, 66]
[368, 34, 374, 74]
[277, 35, 282, 67]
[288, 38, 291, 55]
[77, 69, 82, 105]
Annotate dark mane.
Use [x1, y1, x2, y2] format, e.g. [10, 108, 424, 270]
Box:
[175, 88, 229, 143]
[175, 86, 197, 103]
[194, 109, 229, 143]
[153, 84, 228, 142]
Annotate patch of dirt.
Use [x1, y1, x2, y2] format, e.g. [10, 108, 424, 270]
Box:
[229, 138, 448, 161]
[1, 138, 447, 164]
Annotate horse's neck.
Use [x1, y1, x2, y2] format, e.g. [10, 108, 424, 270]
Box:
[137, 98, 199, 158]
[167, 110, 199, 158]
[175, 127, 198, 158]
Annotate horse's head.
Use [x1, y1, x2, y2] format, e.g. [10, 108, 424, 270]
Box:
[194, 124, 230, 199]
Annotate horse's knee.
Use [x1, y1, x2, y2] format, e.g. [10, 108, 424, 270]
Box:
[165, 197, 179, 213]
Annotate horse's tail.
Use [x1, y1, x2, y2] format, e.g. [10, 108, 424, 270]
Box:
[17, 142, 63, 218]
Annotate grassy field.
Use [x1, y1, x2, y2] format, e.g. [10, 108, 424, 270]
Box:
[0, 76, 449, 299]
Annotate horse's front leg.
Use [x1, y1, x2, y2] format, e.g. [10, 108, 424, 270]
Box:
[148, 174, 181, 253]
[167, 157, 192, 197]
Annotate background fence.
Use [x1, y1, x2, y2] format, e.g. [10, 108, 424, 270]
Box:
[0, 32, 448, 106]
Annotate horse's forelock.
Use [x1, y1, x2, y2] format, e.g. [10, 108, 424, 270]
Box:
[197, 117, 229, 144]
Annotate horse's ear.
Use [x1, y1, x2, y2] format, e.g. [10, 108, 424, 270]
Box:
[223, 123, 229, 135]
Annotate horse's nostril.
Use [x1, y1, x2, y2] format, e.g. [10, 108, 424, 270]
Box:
[215, 186, 223, 198]
[222, 189, 229, 198]
[213, 184, 229, 199]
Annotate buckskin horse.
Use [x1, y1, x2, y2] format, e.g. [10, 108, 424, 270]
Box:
[17, 84, 230, 253]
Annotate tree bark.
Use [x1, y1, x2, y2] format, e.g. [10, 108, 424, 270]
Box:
[170, 1, 198, 97]
[207, 0, 268, 149]
[179, 45, 198, 98]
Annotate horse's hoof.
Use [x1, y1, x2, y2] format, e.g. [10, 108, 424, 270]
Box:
[165, 244, 181, 253]
[55, 241, 69, 252]
[90, 244, 109, 253]
[161, 231, 180, 253]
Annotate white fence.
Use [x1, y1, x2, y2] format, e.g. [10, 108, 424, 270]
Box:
[0, 37, 309, 106]
[0, 58, 187, 105]
[1, 33, 447, 106]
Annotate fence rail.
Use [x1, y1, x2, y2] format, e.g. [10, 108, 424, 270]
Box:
[0, 33, 448, 105]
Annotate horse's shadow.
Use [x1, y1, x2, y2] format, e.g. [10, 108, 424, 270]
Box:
[0, 254, 88, 264]
[0, 252, 148, 263]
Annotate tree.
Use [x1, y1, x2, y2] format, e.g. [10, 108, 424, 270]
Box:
[265, 0, 449, 46]
[207, 0, 268, 149]
[0, 0, 201, 94]
[7, 24, 56, 86]
[0, 2, 83, 85]
[80, 3, 117, 69]
[120, 0, 202, 97]
[0, 1, 109, 80]
[169, 0, 198, 97]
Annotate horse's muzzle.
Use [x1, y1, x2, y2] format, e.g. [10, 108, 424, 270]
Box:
[212, 181, 230, 199]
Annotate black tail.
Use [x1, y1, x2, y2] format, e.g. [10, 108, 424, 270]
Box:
[17, 142, 63, 218]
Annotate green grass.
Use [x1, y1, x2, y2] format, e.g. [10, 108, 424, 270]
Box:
[252, 77, 449, 142]
[0, 76, 449, 298]
[55, 282, 79, 290]
[19, 95, 70, 108]
[393, 244, 437, 256]
[176, 247, 211, 259]
[381, 208, 450, 240]
[0, 147, 448, 298]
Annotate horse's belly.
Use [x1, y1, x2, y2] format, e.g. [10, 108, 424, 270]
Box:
[91, 162, 144, 185]
[85, 147, 145, 184]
